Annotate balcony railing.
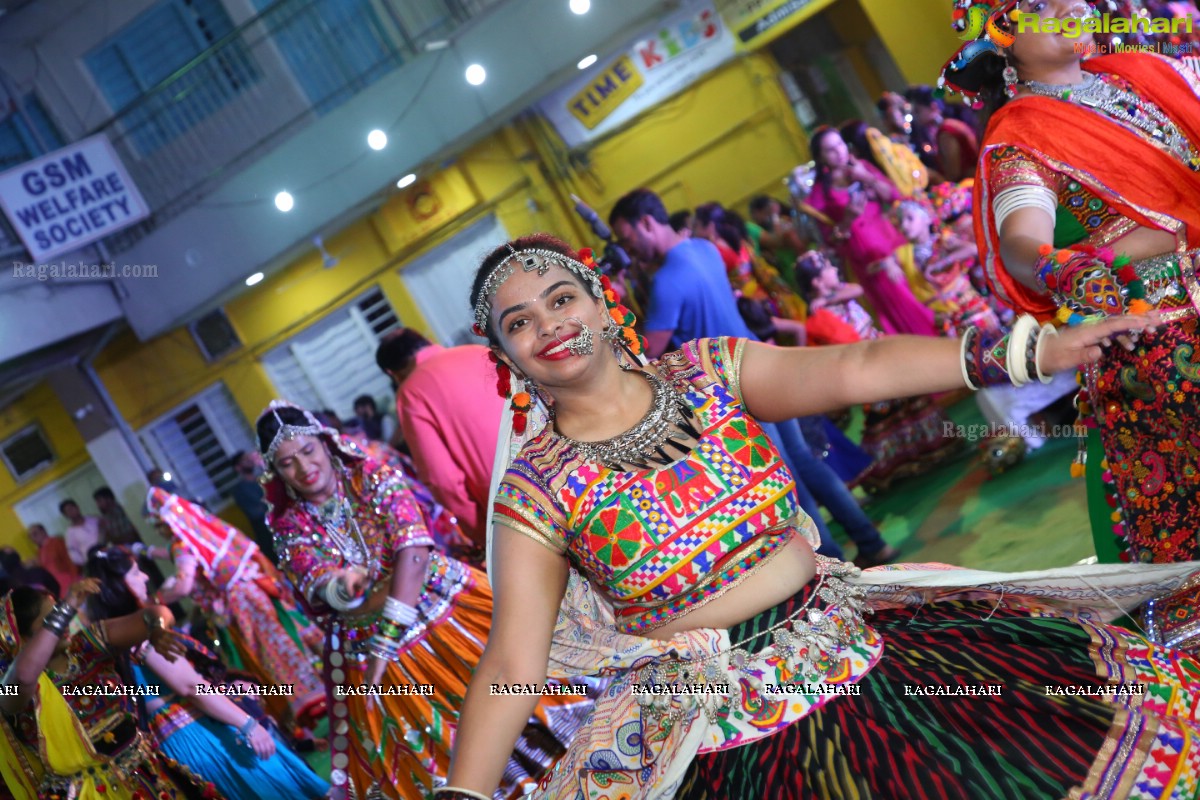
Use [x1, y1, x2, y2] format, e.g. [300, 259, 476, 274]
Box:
[90, 0, 503, 256]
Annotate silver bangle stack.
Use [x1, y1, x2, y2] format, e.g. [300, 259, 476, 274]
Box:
[41, 601, 77, 637]
[368, 597, 419, 662]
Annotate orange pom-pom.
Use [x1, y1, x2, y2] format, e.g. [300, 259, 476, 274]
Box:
[610, 308, 625, 324]
[604, 289, 618, 304]
[1054, 249, 1073, 264]
[1070, 462, 1086, 479]
[511, 391, 532, 411]
[1037, 244, 1054, 257]
[1128, 299, 1153, 314]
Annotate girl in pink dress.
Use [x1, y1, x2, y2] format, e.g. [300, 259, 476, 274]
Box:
[806, 127, 938, 337]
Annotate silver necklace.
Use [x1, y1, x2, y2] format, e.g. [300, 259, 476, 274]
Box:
[1023, 73, 1200, 171]
[305, 490, 374, 570]
[555, 370, 700, 471]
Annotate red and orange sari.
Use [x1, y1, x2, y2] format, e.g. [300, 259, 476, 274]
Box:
[975, 52, 1200, 563]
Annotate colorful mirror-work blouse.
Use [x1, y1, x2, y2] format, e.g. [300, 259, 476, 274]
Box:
[495, 337, 805, 635]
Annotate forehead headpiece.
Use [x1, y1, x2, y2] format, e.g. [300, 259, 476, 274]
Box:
[939, 0, 1022, 103]
[259, 399, 326, 465]
[472, 245, 604, 334]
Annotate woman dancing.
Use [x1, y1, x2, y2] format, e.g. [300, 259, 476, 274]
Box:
[257, 400, 586, 800]
[0, 580, 209, 799]
[435, 233, 1200, 800]
[941, 0, 1200, 563]
[147, 487, 326, 730]
[806, 126, 940, 336]
[85, 547, 329, 800]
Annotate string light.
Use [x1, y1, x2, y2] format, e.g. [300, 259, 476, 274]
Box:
[465, 64, 486, 85]
[274, 191, 294, 212]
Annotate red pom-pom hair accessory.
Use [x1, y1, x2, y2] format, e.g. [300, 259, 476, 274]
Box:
[581, 245, 650, 359]
[488, 351, 531, 434]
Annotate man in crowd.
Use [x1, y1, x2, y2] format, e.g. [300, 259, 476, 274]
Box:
[229, 450, 276, 563]
[95, 486, 141, 546]
[353, 395, 397, 444]
[375, 328, 502, 547]
[26, 523, 77, 594]
[609, 188, 897, 567]
[60, 499, 102, 567]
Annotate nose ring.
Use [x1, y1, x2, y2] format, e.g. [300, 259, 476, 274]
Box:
[556, 317, 595, 356]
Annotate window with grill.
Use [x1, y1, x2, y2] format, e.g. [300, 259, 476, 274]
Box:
[260, 287, 400, 422]
[84, 0, 259, 155]
[1, 425, 55, 482]
[140, 382, 255, 508]
[0, 94, 64, 172]
[250, 0, 403, 114]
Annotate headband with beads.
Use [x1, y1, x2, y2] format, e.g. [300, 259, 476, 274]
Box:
[472, 244, 648, 434]
[471, 246, 604, 335]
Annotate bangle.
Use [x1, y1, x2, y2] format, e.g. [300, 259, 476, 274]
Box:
[962, 326, 1013, 389]
[433, 789, 492, 800]
[1034, 323, 1058, 383]
[1006, 314, 1039, 387]
[382, 597, 418, 627]
[960, 326, 979, 390]
[239, 716, 257, 737]
[42, 602, 77, 637]
[142, 609, 165, 630]
[368, 634, 402, 662]
[323, 578, 365, 612]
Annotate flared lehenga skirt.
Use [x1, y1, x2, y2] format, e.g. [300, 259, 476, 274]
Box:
[678, 582, 1200, 799]
[327, 565, 590, 800]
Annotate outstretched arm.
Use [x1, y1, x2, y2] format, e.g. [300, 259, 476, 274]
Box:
[143, 648, 276, 759]
[446, 526, 568, 795]
[737, 313, 1158, 423]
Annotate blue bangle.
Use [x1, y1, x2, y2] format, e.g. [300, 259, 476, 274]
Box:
[239, 716, 257, 737]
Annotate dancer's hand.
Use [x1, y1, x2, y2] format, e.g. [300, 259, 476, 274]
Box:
[248, 724, 276, 759]
[1038, 312, 1160, 374]
[147, 621, 187, 662]
[341, 568, 370, 599]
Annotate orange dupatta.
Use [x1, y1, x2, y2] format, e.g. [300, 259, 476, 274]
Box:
[974, 53, 1200, 319]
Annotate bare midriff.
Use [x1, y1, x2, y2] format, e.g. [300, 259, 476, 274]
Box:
[644, 534, 817, 640]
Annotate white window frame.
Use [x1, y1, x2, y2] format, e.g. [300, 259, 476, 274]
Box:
[260, 286, 400, 421]
[1, 424, 56, 484]
[139, 381, 254, 509]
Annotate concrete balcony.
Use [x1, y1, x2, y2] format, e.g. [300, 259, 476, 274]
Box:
[0, 0, 671, 354]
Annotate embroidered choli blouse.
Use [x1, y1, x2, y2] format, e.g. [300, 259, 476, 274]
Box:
[272, 458, 436, 613]
[494, 337, 804, 635]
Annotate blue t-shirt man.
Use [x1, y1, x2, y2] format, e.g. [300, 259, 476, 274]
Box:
[644, 238, 754, 350]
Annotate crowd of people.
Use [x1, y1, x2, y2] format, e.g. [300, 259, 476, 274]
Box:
[5, 0, 1200, 798]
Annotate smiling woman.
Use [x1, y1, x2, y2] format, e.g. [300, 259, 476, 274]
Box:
[438, 231, 1200, 800]
[253, 400, 585, 800]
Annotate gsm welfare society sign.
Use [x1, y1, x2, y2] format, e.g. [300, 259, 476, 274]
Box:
[0, 135, 150, 261]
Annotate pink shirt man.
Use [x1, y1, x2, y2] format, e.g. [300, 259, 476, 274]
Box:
[395, 344, 503, 546]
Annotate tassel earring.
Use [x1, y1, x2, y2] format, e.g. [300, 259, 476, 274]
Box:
[489, 352, 532, 435]
[1002, 60, 1019, 99]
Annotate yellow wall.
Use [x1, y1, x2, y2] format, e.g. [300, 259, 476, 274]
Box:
[542, 52, 812, 226]
[859, 0, 962, 87]
[0, 385, 90, 555]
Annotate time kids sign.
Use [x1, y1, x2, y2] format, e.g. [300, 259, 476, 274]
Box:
[541, 1, 736, 146]
[0, 135, 149, 261]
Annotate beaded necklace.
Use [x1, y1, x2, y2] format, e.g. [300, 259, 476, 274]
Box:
[1022, 73, 1200, 171]
[303, 484, 376, 574]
